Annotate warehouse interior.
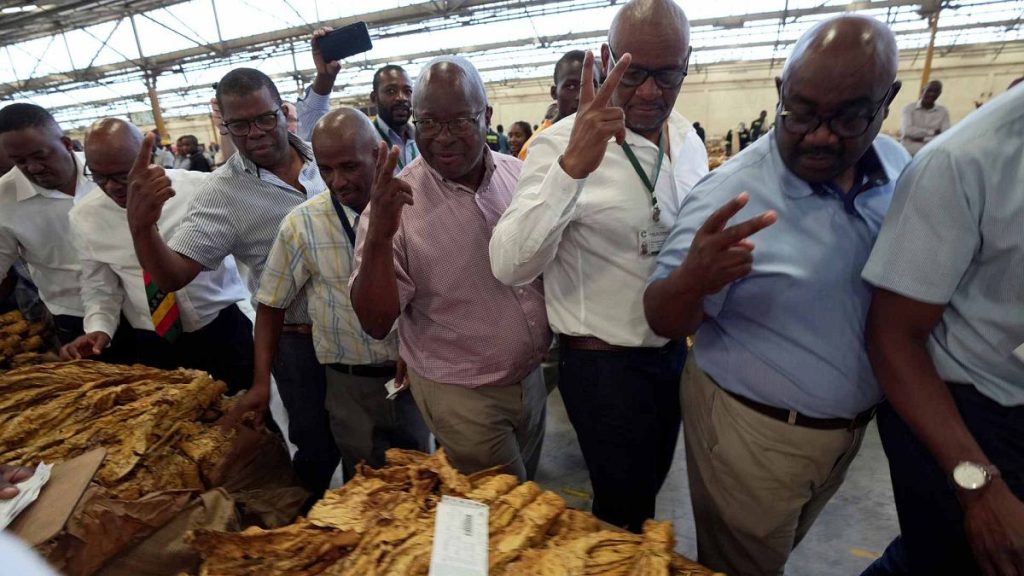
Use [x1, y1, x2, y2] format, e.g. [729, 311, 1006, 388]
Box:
[0, 0, 1022, 575]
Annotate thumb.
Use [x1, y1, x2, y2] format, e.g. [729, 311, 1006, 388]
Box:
[132, 132, 156, 177]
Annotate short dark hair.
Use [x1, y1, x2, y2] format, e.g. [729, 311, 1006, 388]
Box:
[215, 68, 282, 109]
[553, 50, 587, 84]
[177, 134, 199, 147]
[372, 64, 407, 93]
[511, 120, 533, 140]
[0, 103, 59, 135]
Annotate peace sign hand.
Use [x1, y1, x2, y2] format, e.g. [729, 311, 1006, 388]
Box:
[366, 142, 414, 242]
[559, 49, 633, 180]
[673, 192, 776, 296]
[127, 132, 175, 235]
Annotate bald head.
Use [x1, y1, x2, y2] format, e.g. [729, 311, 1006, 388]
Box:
[603, 0, 691, 138]
[412, 56, 487, 112]
[83, 118, 145, 208]
[775, 15, 901, 186]
[311, 106, 382, 213]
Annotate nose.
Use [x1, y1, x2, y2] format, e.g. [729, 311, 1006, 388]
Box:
[331, 173, 349, 192]
[802, 120, 840, 147]
[634, 75, 662, 100]
[103, 179, 126, 197]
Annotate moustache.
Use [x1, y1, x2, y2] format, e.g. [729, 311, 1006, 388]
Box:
[798, 146, 842, 157]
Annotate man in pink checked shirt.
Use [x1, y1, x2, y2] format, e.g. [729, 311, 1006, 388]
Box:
[350, 55, 551, 481]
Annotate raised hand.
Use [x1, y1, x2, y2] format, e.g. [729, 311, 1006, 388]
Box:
[366, 142, 414, 242]
[560, 50, 633, 179]
[311, 26, 341, 78]
[59, 331, 110, 360]
[127, 132, 175, 235]
[674, 192, 776, 296]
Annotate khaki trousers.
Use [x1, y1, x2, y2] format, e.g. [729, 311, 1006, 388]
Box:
[682, 355, 866, 576]
[407, 366, 546, 481]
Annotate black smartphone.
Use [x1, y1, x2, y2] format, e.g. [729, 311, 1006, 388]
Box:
[317, 21, 373, 62]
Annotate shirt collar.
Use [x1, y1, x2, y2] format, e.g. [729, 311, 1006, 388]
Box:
[14, 151, 90, 202]
[238, 132, 314, 177]
[774, 132, 892, 199]
[375, 116, 413, 143]
[621, 110, 692, 151]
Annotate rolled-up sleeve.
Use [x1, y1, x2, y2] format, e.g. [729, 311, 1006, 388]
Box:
[168, 186, 236, 271]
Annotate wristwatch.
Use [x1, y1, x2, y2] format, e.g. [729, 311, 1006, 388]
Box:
[952, 461, 1001, 491]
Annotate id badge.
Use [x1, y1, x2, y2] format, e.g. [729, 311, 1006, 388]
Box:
[638, 223, 670, 257]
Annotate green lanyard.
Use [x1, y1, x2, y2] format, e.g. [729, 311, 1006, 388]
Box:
[621, 131, 665, 222]
[375, 121, 417, 170]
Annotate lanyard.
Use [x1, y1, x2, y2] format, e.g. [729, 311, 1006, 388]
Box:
[375, 121, 417, 170]
[621, 130, 665, 222]
[329, 193, 357, 246]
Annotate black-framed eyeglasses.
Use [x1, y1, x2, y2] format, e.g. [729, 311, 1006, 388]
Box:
[222, 107, 282, 137]
[83, 166, 129, 187]
[778, 84, 896, 139]
[413, 111, 484, 137]
[608, 46, 691, 89]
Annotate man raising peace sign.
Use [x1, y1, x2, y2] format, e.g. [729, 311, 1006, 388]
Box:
[645, 15, 908, 575]
[489, 0, 707, 532]
[351, 56, 551, 481]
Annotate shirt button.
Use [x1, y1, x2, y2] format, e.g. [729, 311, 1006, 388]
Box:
[518, 288, 525, 295]
[529, 321, 536, 327]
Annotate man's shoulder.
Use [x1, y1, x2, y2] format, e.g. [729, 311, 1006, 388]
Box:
[0, 170, 20, 205]
[491, 150, 524, 177]
[287, 192, 333, 220]
[871, 133, 912, 170]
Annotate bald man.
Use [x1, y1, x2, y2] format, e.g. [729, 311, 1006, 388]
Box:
[352, 57, 551, 482]
[644, 15, 908, 574]
[229, 107, 429, 482]
[64, 118, 253, 391]
[491, 0, 707, 532]
[900, 79, 950, 156]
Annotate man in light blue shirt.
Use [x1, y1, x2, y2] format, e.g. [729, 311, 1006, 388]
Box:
[297, 28, 417, 175]
[859, 85, 1024, 576]
[644, 15, 909, 576]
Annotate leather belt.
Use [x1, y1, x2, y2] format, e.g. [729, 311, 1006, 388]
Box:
[721, 386, 875, 431]
[560, 335, 635, 352]
[281, 324, 313, 335]
[326, 363, 397, 378]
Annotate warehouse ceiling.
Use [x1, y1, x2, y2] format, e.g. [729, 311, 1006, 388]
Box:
[0, 0, 1021, 127]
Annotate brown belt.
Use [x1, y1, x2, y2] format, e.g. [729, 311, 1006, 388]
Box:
[560, 335, 634, 352]
[721, 386, 875, 431]
[281, 324, 313, 335]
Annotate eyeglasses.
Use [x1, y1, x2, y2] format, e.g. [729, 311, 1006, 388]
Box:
[778, 85, 895, 139]
[413, 112, 484, 137]
[83, 166, 128, 187]
[608, 46, 691, 89]
[222, 108, 282, 137]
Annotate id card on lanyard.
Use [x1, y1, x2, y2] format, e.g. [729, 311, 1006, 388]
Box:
[621, 130, 670, 256]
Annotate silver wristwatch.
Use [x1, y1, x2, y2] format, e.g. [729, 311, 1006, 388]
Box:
[952, 461, 1001, 491]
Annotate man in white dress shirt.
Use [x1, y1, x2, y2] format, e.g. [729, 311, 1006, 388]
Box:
[900, 80, 950, 156]
[62, 118, 254, 394]
[489, 0, 708, 532]
[0, 103, 134, 361]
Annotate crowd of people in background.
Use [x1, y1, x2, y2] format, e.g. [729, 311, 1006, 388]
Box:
[1, 0, 1023, 575]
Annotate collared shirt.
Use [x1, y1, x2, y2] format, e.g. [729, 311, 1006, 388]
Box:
[650, 132, 911, 419]
[864, 86, 1024, 407]
[900, 100, 951, 156]
[70, 169, 249, 337]
[0, 151, 94, 316]
[490, 110, 709, 348]
[351, 150, 551, 387]
[296, 87, 418, 175]
[258, 192, 397, 366]
[168, 134, 327, 325]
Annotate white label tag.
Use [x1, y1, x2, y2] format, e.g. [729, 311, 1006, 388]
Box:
[1013, 342, 1024, 365]
[638, 224, 670, 257]
[384, 378, 406, 401]
[429, 495, 489, 576]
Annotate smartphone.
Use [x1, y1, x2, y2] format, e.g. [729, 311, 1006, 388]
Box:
[317, 21, 373, 62]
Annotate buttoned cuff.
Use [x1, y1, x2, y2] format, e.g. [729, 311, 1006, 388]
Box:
[83, 312, 117, 339]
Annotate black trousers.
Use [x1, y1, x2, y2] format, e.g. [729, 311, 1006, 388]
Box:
[133, 303, 254, 395]
[861, 386, 1024, 576]
[272, 332, 340, 499]
[558, 340, 685, 533]
[53, 314, 137, 365]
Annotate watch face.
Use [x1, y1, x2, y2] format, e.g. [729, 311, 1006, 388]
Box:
[953, 462, 987, 490]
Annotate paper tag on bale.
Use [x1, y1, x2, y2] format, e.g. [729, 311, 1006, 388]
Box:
[428, 495, 488, 576]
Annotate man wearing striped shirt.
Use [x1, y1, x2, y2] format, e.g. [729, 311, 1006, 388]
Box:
[127, 68, 336, 500]
[351, 56, 551, 481]
[242, 107, 430, 482]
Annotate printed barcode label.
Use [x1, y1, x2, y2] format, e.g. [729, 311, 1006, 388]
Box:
[428, 495, 489, 576]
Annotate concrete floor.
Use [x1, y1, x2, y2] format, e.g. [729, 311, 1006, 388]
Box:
[533, 388, 900, 576]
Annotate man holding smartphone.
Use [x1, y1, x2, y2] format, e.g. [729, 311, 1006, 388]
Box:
[297, 27, 418, 175]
